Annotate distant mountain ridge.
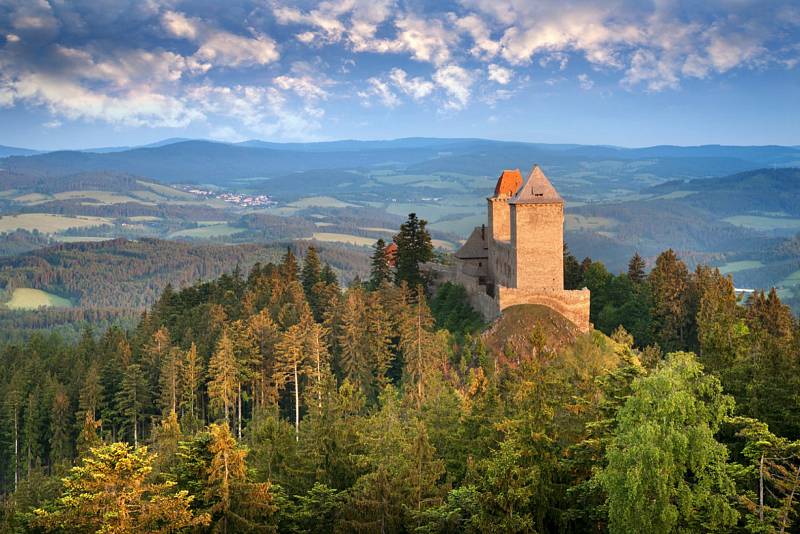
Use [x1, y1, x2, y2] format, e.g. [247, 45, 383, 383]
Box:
[3, 138, 799, 185]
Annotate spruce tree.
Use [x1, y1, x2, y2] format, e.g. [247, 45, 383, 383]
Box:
[393, 213, 434, 289]
[301, 247, 322, 299]
[369, 239, 393, 290]
[275, 323, 309, 439]
[116, 363, 150, 447]
[627, 252, 646, 283]
[180, 342, 204, 431]
[648, 249, 690, 351]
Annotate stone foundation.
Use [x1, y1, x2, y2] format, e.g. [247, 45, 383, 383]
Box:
[428, 264, 591, 333]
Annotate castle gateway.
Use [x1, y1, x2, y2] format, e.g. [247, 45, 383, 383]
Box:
[433, 165, 591, 332]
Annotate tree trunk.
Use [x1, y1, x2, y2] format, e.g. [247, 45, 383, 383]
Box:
[779, 464, 800, 534]
[315, 334, 322, 409]
[294, 362, 300, 441]
[759, 452, 765, 522]
[13, 402, 18, 492]
[237, 382, 242, 440]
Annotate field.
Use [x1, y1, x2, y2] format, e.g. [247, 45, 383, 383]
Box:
[307, 232, 377, 247]
[288, 196, 359, 208]
[3, 288, 72, 309]
[718, 260, 764, 274]
[0, 214, 112, 233]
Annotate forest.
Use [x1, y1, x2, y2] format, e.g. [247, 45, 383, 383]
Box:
[0, 214, 798, 533]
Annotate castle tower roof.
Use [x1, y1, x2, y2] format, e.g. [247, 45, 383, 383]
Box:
[509, 165, 563, 205]
[493, 169, 523, 197]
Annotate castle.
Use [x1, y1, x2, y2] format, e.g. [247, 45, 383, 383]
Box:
[432, 165, 591, 332]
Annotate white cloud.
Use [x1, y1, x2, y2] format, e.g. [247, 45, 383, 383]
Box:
[389, 68, 434, 99]
[487, 64, 512, 84]
[3, 71, 201, 127]
[433, 65, 474, 110]
[188, 84, 322, 139]
[162, 10, 279, 68]
[577, 73, 594, 90]
[357, 77, 399, 107]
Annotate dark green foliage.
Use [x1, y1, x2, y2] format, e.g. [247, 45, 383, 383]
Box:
[429, 282, 484, 337]
[393, 213, 434, 290]
[0, 244, 798, 533]
[369, 238, 393, 290]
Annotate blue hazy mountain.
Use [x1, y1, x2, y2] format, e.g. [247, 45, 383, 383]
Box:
[3, 138, 798, 185]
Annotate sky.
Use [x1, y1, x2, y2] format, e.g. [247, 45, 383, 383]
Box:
[0, 0, 798, 150]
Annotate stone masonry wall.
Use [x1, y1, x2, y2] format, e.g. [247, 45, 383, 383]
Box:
[496, 286, 591, 332]
[510, 203, 564, 291]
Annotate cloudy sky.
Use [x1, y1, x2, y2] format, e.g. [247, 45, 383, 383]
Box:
[1, 0, 798, 149]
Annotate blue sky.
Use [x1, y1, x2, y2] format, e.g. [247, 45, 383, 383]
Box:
[0, 0, 798, 150]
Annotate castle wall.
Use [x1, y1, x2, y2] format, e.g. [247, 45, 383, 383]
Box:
[510, 203, 564, 291]
[496, 286, 591, 332]
[491, 240, 514, 289]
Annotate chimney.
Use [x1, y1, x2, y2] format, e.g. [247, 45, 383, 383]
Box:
[481, 224, 485, 240]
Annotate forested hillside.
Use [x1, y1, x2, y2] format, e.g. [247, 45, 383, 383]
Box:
[0, 237, 798, 532]
[0, 239, 370, 343]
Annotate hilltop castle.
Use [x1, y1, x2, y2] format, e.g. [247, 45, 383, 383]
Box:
[432, 166, 591, 332]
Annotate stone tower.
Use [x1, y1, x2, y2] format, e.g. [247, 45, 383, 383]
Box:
[509, 165, 564, 290]
[487, 169, 522, 287]
[437, 164, 590, 332]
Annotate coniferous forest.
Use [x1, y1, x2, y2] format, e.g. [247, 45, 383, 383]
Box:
[0, 216, 799, 533]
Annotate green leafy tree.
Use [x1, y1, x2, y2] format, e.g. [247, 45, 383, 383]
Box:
[599, 351, 739, 533]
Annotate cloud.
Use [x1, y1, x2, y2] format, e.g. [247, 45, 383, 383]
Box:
[577, 73, 594, 90]
[433, 65, 475, 110]
[188, 84, 323, 139]
[162, 10, 279, 68]
[389, 68, 434, 99]
[357, 78, 399, 107]
[487, 64, 512, 84]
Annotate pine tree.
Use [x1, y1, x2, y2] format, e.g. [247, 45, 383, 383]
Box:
[76, 363, 102, 433]
[116, 363, 150, 447]
[180, 342, 203, 431]
[49, 382, 72, 467]
[393, 213, 434, 289]
[627, 252, 646, 283]
[208, 330, 239, 427]
[369, 239, 393, 290]
[301, 247, 322, 300]
[275, 323, 309, 440]
[399, 286, 438, 409]
[207, 423, 248, 533]
[159, 346, 183, 416]
[648, 249, 690, 351]
[281, 247, 299, 282]
[32, 442, 209, 532]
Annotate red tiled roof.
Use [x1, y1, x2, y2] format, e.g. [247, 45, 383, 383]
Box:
[493, 169, 523, 197]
